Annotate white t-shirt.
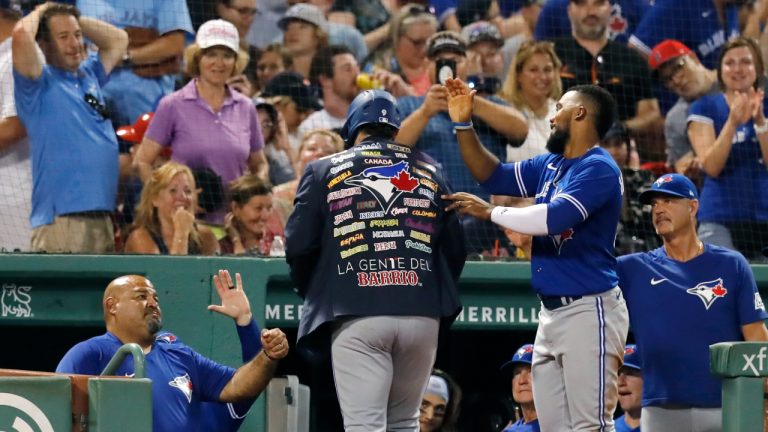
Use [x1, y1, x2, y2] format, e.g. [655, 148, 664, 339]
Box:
[297, 109, 345, 145]
[506, 99, 556, 162]
[0, 36, 32, 251]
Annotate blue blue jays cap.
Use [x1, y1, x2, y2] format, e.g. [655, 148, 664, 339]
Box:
[638, 173, 699, 205]
[500, 343, 534, 372]
[622, 344, 641, 370]
[340, 89, 401, 145]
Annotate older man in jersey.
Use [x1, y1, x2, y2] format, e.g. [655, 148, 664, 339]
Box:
[617, 173, 768, 432]
[443, 77, 628, 431]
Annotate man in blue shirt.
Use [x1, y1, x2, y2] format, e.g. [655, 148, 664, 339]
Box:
[615, 344, 642, 432]
[57, 270, 288, 432]
[500, 343, 540, 432]
[12, 2, 126, 252]
[442, 77, 628, 431]
[617, 173, 768, 431]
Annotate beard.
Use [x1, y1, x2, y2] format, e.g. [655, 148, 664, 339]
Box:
[147, 316, 163, 335]
[546, 127, 570, 154]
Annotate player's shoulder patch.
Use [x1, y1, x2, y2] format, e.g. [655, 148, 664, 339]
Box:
[155, 332, 180, 345]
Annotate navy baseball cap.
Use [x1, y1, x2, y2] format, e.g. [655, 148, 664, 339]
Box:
[500, 343, 534, 373]
[638, 173, 699, 205]
[622, 344, 641, 370]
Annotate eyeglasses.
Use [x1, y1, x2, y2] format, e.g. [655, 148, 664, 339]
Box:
[260, 120, 275, 129]
[402, 34, 428, 48]
[227, 5, 259, 16]
[84, 93, 109, 119]
[659, 57, 687, 84]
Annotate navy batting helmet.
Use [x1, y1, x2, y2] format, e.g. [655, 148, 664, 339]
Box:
[340, 90, 402, 145]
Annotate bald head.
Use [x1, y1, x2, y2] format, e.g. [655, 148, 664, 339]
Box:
[104, 275, 153, 308]
[103, 275, 162, 343]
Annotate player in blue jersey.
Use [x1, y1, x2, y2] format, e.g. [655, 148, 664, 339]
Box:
[442, 77, 628, 431]
[615, 344, 642, 432]
[56, 271, 288, 432]
[617, 173, 768, 432]
[500, 343, 540, 432]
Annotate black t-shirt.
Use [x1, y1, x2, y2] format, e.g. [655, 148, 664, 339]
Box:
[551, 38, 655, 121]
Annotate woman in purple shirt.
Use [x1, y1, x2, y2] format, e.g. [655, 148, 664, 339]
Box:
[134, 19, 268, 226]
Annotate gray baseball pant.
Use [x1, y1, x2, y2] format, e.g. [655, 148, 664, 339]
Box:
[641, 406, 722, 432]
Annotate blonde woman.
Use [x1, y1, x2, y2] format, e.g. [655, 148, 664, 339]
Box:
[133, 19, 268, 225]
[125, 162, 218, 255]
[499, 40, 562, 162]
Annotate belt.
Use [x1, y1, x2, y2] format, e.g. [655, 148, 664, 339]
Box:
[538, 294, 582, 311]
[61, 211, 111, 218]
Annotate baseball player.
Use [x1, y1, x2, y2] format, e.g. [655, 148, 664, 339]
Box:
[615, 344, 642, 432]
[442, 77, 628, 431]
[285, 89, 466, 431]
[617, 173, 768, 431]
[500, 343, 539, 432]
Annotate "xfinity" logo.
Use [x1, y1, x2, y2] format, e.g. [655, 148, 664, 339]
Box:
[742, 347, 768, 376]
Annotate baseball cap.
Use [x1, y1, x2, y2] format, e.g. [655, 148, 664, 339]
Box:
[427, 31, 467, 59]
[278, 3, 329, 34]
[261, 72, 323, 111]
[116, 112, 154, 144]
[648, 40, 693, 71]
[461, 21, 504, 48]
[500, 343, 534, 373]
[638, 173, 699, 205]
[196, 19, 240, 53]
[424, 375, 450, 403]
[622, 344, 641, 370]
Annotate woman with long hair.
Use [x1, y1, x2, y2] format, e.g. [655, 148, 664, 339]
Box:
[220, 174, 281, 255]
[419, 369, 462, 432]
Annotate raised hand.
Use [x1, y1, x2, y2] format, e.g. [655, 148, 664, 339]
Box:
[261, 328, 289, 360]
[421, 84, 449, 117]
[445, 78, 476, 123]
[172, 206, 195, 235]
[209, 270, 253, 326]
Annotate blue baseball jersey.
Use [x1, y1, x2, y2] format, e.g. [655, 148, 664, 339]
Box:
[617, 245, 768, 407]
[57, 332, 237, 432]
[688, 93, 768, 223]
[481, 147, 623, 297]
[629, 0, 739, 70]
[614, 414, 639, 432]
[503, 418, 541, 432]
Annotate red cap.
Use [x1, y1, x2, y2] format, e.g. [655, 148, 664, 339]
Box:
[648, 40, 693, 70]
[116, 112, 154, 144]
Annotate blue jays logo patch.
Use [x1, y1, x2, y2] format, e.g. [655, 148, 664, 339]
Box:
[686, 278, 728, 310]
[345, 161, 419, 213]
[169, 373, 194, 403]
[551, 228, 574, 254]
[156, 333, 177, 344]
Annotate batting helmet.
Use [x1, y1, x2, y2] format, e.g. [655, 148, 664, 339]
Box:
[340, 89, 402, 145]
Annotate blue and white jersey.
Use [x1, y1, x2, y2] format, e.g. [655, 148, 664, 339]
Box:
[502, 418, 541, 432]
[57, 332, 236, 432]
[614, 414, 639, 432]
[617, 245, 768, 407]
[629, 0, 739, 70]
[481, 147, 623, 297]
[535, 0, 651, 44]
[687, 92, 768, 223]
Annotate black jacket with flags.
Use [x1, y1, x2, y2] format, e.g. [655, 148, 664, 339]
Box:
[285, 137, 466, 358]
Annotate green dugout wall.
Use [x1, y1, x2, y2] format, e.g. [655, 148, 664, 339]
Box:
[1, 255, 767, 430]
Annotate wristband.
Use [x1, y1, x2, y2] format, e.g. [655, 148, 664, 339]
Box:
[452, 121, 473, 130]
[754, 121, 768, 135]
[262, 349, 278, 362]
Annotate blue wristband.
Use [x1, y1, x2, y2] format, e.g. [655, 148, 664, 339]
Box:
[452, 121, 473, 130]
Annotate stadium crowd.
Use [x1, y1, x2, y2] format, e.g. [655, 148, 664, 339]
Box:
[2, 0, 768, 430]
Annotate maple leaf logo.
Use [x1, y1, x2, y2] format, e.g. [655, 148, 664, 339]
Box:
[551, 228, 574, 254]
[687, 278, 728, 310]
[390, 169, 419, 192]
[609, 15, 626, 33]
[712, 284, 727, 297]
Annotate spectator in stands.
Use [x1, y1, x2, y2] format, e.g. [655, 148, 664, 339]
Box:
[461, 21, 505, 92]
[687, 36, 768, 260]
[134, 19, 268, 226]
[628, 0, 763, 70]
[214, 0, 262, 96]
[299, 45, 360, 137]
[260, 71, 323, 149]
[615, 344, 642, 432]
[272, 129, 343, 227]
[12, 2, 127, 253]
[0, 3, 31, 252]
[551, 0, 662, 160]
[220, 174, 281, 255]
[327, 0, 390, 50]
[296, 0, 369, 64]
[599, 123, 658, 254]
[125, 162, 218, 255]
[499, 40, 561, 162]
[279, 3, 330, 78]
[535, 0, 651, 44]
[397, 31, 528, 201]
[365, 4, 439, 96]
[648, 40, 718, 181]
[76, 0, 193, 128]
[499, 343, 539, 431]
[254, 43, 292, 94]
[255, 98, 296, 186]
[420, 370, 462, 432]
[57, 271, 289, 432]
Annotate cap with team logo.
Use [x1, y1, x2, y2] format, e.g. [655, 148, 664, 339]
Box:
[621, 344, 641, 370]
[461, 21, 504, 48]
[648, 40, 693, 71]
[427, 31, 467, 59]
[500, 343, 533, 373]
[196, 19, 240, 53]
[638, 173, 699, 205]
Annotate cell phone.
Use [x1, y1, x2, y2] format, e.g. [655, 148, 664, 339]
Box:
[435, 58, 456, 85]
